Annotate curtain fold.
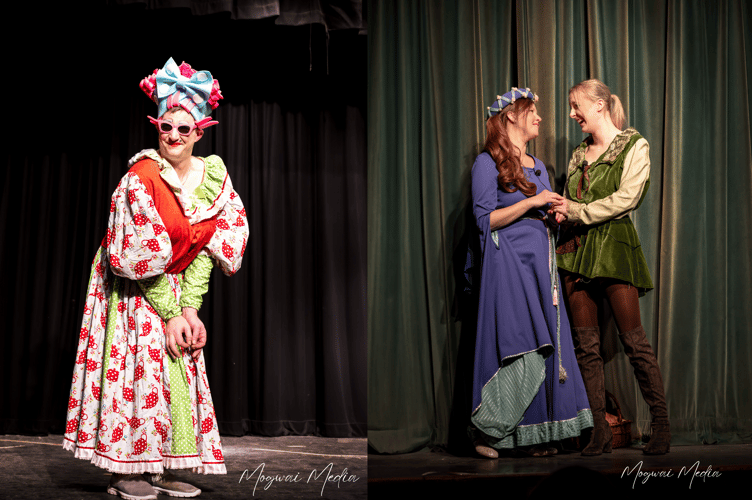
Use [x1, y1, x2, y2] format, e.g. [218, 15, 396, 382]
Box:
[368, 0, 752, 454]
[114, 0, 365, 29]
[516, 0, 588, 188]
[368, 0, 516, 454]
[658, 0, 752, 443]
[367, 0, 437, 453]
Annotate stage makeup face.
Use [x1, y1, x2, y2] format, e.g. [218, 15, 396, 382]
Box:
[156, 108, 203, 165]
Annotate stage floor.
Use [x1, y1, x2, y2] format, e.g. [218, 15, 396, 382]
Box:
[0, 434, 367, 499]
[368, 442, 752, 499]
[3, 434, 750, 499]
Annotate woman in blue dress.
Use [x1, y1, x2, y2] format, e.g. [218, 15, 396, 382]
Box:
[470, 88, 593, 458]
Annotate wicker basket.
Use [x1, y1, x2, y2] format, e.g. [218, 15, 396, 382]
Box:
[605, 390, 632, 448]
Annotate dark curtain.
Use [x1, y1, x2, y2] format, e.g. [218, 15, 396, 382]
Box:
[114, 0, 366, 30]
[368, 0, 752, 454]
[0, 3, 366, 437]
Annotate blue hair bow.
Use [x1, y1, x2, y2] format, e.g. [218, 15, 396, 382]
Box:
[155, 58, 215, 121]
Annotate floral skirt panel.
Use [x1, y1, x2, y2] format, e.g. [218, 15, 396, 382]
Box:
[63, 247, 226, 474]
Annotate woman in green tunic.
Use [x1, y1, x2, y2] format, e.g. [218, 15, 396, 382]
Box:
[550, 79, 670, 456]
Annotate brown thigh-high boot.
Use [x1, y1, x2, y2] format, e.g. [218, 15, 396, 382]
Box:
[618, 325, 670, 455]
[572, 326, 612, 456]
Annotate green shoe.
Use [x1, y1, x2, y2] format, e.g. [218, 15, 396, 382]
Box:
[145, 471, 201, 498]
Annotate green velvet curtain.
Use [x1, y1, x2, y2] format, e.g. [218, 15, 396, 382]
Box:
[368, 0, 752, 454]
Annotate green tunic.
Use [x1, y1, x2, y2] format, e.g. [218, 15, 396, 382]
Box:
[556, 128, 654, 293]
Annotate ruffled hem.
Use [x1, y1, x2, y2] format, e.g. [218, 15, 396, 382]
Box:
[63, 440, 227, 475]
[191, 463, 227, 475]
[163, 455, 227, 475]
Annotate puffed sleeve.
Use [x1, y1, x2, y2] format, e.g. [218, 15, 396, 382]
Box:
[205, 186, 248, 276]
[107, 172, 173, 280]
[566, 139, 650, 225]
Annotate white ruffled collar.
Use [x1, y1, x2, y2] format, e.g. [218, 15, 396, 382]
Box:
[128, 149, 230, 225]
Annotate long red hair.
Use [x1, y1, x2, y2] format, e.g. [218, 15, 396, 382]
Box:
[484, 99, 537, 197]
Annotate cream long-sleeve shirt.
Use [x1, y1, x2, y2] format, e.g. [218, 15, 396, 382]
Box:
[565, 138, 650, 225]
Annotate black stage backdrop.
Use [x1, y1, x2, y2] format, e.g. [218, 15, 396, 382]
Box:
[0, 3, 366, 437]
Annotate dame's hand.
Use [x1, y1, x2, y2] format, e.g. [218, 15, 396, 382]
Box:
[182, 307, 207, 361]
[165, 316, 193, 360]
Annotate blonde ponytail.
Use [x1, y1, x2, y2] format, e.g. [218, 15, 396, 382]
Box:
[570, 79, 627, 130]
[610, 94, 626, 130]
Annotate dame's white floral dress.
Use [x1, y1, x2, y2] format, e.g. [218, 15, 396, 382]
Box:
[63, 149, 248, 474]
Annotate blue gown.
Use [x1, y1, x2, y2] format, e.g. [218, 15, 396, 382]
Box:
[469, 152, 592, 448]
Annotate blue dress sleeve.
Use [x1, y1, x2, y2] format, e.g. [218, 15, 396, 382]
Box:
[465, 153, 498, 293]
[471, 153, 499, 235]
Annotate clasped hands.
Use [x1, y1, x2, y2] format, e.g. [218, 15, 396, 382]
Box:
[532, 189, 569, 224]
[165, 307, 207, 362]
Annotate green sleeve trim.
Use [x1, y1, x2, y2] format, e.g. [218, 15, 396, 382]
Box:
[138, 274, 182, 320]
[178, 254, 213, 310]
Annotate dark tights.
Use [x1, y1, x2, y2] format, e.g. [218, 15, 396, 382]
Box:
[562, 271, 669, 436]
[562, 273, 642, 333]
